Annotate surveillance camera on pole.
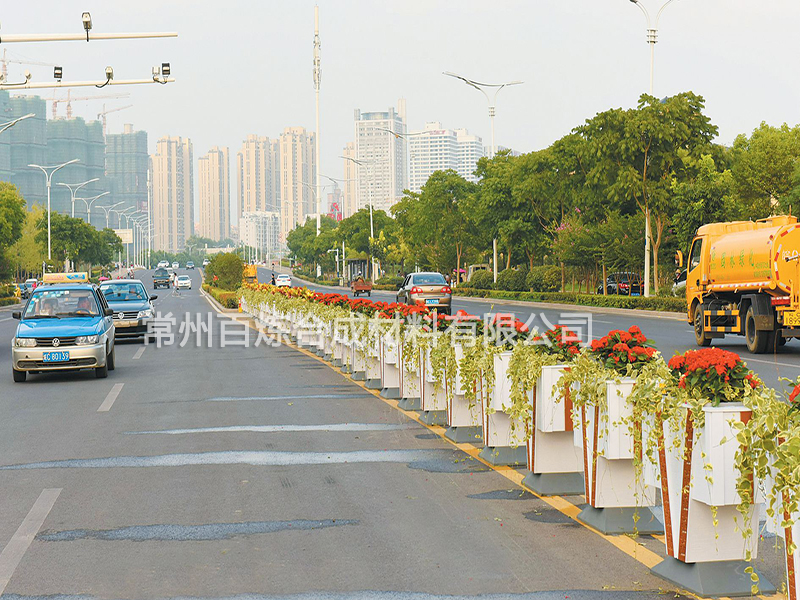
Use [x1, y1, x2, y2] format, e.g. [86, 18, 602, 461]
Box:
[82, 12, 92, 41]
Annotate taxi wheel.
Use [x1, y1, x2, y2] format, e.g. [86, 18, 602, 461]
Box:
[12, 368, 26, 383]
[108, 346, 116, 371]
[95, 349, 109, 378]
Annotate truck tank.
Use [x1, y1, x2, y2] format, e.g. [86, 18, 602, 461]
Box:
[701, 216, 800, 296]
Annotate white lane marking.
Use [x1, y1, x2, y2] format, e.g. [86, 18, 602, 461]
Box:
[744, 357, 800, 369]
[0, 488, 61, 595]
[0, 317, 11, 322]
[98, 383, 124, 412]
[593, 320, 613, 324]
[132, 346, 146, 360]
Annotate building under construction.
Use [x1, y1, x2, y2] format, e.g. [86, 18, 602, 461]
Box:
[105, 123, 148, 221]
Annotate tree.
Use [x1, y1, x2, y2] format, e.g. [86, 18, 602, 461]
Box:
[7, 205, 45, 279]
[34, 212, 120, 271]
[731, 122, 800, 219]
[336, 209, 397, 273]
[578, 92, 718, 292]
[205, 252, 243, 290]
[0, 182, 27, 279]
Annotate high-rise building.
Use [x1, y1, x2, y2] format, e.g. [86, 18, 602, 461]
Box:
[455, 129, 485, 183]
[151, 136, 194, 252]
[341, 141, 358, 218]
[240, 211, 281, 257]
[105, 123, 148, 220]
[236, 135, 280, 220]
[47, 117, 105, 224]
[326, 187, 342, 221]
[198, 146, 230, 242]
[5, 93, 47, 206]
[278, 126, 316, 242]
[408, 122, 485, 193]
[354, 100, 407, 214]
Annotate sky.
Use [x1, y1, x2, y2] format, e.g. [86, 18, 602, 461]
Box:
[3, 1, 800, 224]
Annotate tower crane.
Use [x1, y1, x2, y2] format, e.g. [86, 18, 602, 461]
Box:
[52, 89, 129, 119]
[97, 103, 133, 136]
[1, 49, 56, 80]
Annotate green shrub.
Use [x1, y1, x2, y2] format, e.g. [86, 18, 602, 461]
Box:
[0, 297, 18, 307]
[375, 276, 403, 287]
[202, 284, 239, 309]
[0, 284, 15, 297]
[469, 270, 494, 290]
[205, 253, 243, 291]
[496, 267, 529, 292]
[454, 288, 687, 313]
[526, 266, 561, 292]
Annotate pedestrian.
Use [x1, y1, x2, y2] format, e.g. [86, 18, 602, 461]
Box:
[173, 272, 180, 296]
[271, 273, 276, 286]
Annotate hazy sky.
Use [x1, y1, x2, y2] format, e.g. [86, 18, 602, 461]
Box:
[3, 1, 800, 223]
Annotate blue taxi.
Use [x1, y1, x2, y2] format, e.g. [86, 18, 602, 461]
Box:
[11, 273, 116, 382]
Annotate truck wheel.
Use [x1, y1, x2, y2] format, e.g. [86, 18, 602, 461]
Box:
[693, 303, 711, 347]
[745, 305, 769, 354]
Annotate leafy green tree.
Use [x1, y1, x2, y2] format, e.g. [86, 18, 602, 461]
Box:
[0, 182, 27, 279]
[336, 209, 397, 275]
[731, 122, 800, 218]
[7, 205, 45, 279]
[205, 252, 243, 290]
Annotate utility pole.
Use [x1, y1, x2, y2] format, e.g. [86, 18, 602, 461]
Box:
[313, 5, 323, 277]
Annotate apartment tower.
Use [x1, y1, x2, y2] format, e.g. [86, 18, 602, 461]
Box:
[198, 146, 230, 242]
[151, 136, 194, 252]
[278, 126, 316, 242]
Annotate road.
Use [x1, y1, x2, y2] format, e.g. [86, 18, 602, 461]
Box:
[0, 268, 783, 599]
[259, 267, 800, 392]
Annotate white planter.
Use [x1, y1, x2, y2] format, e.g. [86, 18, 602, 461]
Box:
[535, 365, 573, 432]
[419, 348, 446, 412]
[448, 344, 482, 428]
[380, 336, 400, 390]
[352, 343, 367, 373]
[382, 334, 399, 365]
[491, 351, 514, 412]
[399, 344, 420, 400]
[482, 353, 526, 448]
[576, 379, 657, 509]
[657, 403, 760, 563]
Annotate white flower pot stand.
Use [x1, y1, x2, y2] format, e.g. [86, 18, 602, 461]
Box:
[351, 344, 367, 381]
[397, 346, 421, 411]
[650, 403, 775, 597]
[418, 346, 447, 426]
[445, 343, 483, 444]
[340, 340, 353, 374]
[379, 335, 401, 399]
[477, 352, 527, 466]
[574, 378, 662, 534]
[522, 364, 584, 496]
[763, 444, 800, 600]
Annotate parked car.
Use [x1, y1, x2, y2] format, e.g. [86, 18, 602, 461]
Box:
[100, 279, 157, 342]
[596, 272, 643, 296]
[396, 272, 452, 315]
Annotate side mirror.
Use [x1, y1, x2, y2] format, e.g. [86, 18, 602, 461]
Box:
[150, 295, 158, 301]
[104, 307, 114, 317]
[12, 311, 21, 320]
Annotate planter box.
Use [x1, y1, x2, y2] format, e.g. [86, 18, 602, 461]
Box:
[383, 334, 399, 365]
[576, 379, 657, 510]
[448, 344, 482, 428]
[657, 403, 759, 564]
[379, 336, 401, 398]
[419, 348, 447, 413]
[535, 365, 573, 432]
[478, 352, 527, 465]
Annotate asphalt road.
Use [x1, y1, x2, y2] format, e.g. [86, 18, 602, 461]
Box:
[0, 268, 783, 599]
[259, 267, 800, 392]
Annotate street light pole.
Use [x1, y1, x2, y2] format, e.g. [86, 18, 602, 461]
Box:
[629, 0, 678, 298]
[313, 5, 322, 238]
[77, 191, 110, 226]
[341, 155, 377, 280]
[0, 113, 34, 135]
[29, 159, 79, 260]
[97, 202, 124, 228]
[58, 178, 99, 218]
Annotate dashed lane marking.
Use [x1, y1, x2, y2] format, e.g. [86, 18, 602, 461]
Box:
[0, 488, 61, 595]
[97, 383, 124, 412]
[132, 346, 146, 360]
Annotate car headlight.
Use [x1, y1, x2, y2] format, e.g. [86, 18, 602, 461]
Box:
[14, 337, 36, 347]
[138, 309, 153, 318]
[75, 335, 100, 345]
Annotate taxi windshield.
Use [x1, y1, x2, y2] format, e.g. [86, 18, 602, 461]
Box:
[24, 289, 100, 319]
[101, 282, 147, 301]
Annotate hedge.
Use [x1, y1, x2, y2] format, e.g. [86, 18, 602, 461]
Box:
[454, 287, 687, 313]
[0, 297, 19, 307]
[202, 284, 239, 309]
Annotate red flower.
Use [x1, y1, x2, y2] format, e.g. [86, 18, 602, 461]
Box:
[790, 385, 800, 404]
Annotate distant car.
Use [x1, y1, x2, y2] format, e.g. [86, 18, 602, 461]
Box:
[152, 268, 170, 289]
[186, 261, 195, 270]
[20, 278, 38, 300]
[100, 279, 157, 342]
[202, 259, 210, 267]
[157, 260, 170, 269]
[396, 272, 452, 315]
[176, 275, 192, 290]
[597, 272, 643, 296]
[275, 274, 292, 288]
[672, 269, 687, 297]
[172, 262, 179, 269]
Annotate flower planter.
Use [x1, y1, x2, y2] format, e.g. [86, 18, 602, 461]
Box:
[478, 351, 527, 466]
[418, 346, 447, 426]
[445, 343, 482, 444]
[397, 340, 421, 411]
[379, 334, 401, 399]
[365, 353, 382, 390]
[650, 403, 775, 597]
[522, 364, 584, 496]
[574, 378, 661, 534]
[351, 343, 367, 381]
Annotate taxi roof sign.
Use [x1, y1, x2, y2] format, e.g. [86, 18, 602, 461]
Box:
[41, 272, 90, 284]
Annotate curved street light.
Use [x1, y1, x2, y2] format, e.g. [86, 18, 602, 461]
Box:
[77, 191, 110, 225]
[0, 113, 35, 135]
[58, 178, 99, 218]
[29, 159, 79, 260]
[96, 202, 124, 228]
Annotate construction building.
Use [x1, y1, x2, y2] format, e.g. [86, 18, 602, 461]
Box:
[105, 123, 148, 221]
[1, 92, 48, 206]
[151, 136, 194, 252]
[198, 146, 230, 242]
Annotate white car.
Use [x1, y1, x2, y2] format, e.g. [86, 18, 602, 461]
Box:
[176, 275, 192, 289]
[275, 274, 292, 288]
[157, 260, 169, 269]
[172, 262, 180, 269]
[202, 259, 210, 267]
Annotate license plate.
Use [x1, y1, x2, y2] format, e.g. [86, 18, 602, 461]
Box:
[425, 299, 439, 305]
[785, 311, 800, 327]
[631, 292, 640, 296]
[43, 351, 69, 362]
